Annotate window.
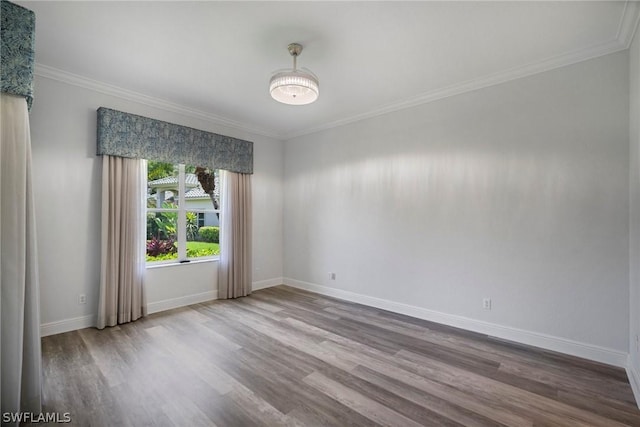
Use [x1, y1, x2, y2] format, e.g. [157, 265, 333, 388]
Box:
[146, 161, 220, 263]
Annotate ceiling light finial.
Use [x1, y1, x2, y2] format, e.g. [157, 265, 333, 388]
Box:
[269, 42, 319, 105]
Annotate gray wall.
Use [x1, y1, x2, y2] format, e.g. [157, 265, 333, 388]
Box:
[29, 43, 633, 367]
[29, 76, 284, 326]
[284, 51, 629, 354]
[630, 26, 640, 383]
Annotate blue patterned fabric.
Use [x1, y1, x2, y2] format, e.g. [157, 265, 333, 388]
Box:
[97, 108, 253, 174]
[1, 0, 35, 109]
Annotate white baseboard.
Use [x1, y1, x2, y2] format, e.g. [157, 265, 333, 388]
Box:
[283, 278, 628, 368]
[628, 358, 640, 406]
[147, 290, 218, 314]
[40, 314, 96, 337]
[253, 277, 284, 291]
[38, 276, 285, 337]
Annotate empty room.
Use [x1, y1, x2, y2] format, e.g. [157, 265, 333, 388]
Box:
[3, 1, 640, 425]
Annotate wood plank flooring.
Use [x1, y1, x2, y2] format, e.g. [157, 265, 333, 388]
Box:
[37, 285, 640, 426]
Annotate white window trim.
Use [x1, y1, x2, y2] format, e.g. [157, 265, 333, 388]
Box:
[146, 164, 220, 266]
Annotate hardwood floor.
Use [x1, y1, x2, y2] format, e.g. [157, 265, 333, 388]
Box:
[37, 285, 640, 426]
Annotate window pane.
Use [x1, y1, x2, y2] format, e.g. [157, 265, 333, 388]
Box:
[146, 211, 179, 262]
[146, 163, 220, 263]
[186, 166, 219, 210]
[187, 211, 219, 259]
[147, 161, 181, 207]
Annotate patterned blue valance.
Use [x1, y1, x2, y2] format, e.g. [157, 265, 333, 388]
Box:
[97, 108, 253, 174]
[1, 0, 35, 109]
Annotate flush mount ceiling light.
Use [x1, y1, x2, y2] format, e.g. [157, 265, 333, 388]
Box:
[269, 43, 319, 105]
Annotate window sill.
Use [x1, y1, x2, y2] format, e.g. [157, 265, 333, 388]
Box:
[146, 257, 219, 270]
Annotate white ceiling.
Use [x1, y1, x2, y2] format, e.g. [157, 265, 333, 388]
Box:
[18, 1, 640, 139]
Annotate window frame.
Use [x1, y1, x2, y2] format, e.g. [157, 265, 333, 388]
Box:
[146, 163, 220, 265]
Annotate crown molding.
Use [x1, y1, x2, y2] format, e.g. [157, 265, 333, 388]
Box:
[283, 38, 626, 140]
[34, 63, 282, 140]
[617, 0, 640, 48]
[36, 1, 635, 144]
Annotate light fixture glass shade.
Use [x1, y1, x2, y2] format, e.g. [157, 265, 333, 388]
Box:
[269, 69, 319, 105]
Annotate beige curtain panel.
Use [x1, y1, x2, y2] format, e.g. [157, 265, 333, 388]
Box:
[218, 170, 252, 299]
[97, 155, 146, 329]
[1, 93, 42, 420]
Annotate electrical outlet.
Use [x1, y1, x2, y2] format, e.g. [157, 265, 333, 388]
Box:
[482, 298, 492, 310]
[329, 272, 336, 280]
[78, 294, 86, 305]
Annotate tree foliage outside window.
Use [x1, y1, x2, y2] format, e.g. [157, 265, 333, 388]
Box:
[147, 161, 176, 181]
